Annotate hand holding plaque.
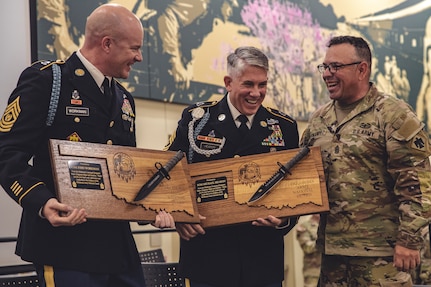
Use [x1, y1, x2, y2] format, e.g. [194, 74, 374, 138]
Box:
[188, 146, 328, 228]
[49, 139, 199, 223]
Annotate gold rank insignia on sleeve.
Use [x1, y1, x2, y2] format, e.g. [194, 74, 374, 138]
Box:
[0, 96, 21, 133]
[11, 181, 44, 205]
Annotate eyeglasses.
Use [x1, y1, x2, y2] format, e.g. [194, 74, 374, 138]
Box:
[317, 61, 362, 74]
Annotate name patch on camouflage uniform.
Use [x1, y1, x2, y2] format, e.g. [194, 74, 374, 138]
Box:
[0, 97, 21, 133]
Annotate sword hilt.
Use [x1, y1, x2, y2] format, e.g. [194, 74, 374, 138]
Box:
[283, 146, 310, 170]
[277, 162, 291, 176]
[155, 162, 170, 180]
[159, 150, 184, 180]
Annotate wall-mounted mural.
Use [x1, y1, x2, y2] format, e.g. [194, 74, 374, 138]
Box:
[31, 0, 431, 125]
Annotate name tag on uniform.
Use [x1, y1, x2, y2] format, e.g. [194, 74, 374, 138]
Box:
[66, 106, 89, 116]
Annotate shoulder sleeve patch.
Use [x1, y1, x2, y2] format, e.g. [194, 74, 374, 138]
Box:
[391, 109, 424, 142]
[410, 132, 429, 152]
[265, 106, 295, 123]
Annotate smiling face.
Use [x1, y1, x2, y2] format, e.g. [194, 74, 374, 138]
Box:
[322, 43, 369, 105]
[224, 65, 267, 115]
[107, 27, 143, 79]
[81, 4, 144, 79]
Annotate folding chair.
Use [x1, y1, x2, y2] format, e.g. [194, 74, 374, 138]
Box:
[141, 262, 185, 287]
[139, 248, 166, 263]
[0, 264, 39, 287]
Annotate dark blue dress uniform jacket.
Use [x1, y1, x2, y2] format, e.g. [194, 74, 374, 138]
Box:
[166, 95, 299, 287]
[0, 53, 140, 273]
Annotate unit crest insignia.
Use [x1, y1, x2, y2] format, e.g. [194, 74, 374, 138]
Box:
[113, 152, 136, 182]
[238, 162, 261, 187]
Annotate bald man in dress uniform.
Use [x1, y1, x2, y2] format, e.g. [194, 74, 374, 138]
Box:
[0, 4, 173, 287]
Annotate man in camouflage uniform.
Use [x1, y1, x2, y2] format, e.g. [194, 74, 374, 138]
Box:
[300, 35, 431, 287]
[296, 214, 321, 287]
[418, 225, 431, 285]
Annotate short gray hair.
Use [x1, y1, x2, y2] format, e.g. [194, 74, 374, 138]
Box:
[227, 46, 269, 77]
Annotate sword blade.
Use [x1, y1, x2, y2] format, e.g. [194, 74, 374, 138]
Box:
[134, 171, 166, 201]
[247, 147, 310, 203]
[133, 150, 184, 201]
[247, 171, 285, 203]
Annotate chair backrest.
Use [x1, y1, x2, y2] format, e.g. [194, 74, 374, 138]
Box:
[139, 248, 165, 263]
[0, 264, 36, 276]
[141, 262, 185, 287]
[0, 274, 40, 287]
[0, 264, 39, 287]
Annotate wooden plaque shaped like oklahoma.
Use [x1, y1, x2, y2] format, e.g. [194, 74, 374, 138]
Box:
[188, 146, 328, 228]
[49, 139, 199, 223]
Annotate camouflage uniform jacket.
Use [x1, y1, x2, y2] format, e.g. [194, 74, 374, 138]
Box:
[300, 83, 431, 257]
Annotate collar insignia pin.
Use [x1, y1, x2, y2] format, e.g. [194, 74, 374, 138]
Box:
[74, 69, 85, 76]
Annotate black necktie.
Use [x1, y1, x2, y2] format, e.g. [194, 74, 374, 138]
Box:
[103, 77, 116, 111]
[237, 114, 249, 135]
[102, 77, 112, 98]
